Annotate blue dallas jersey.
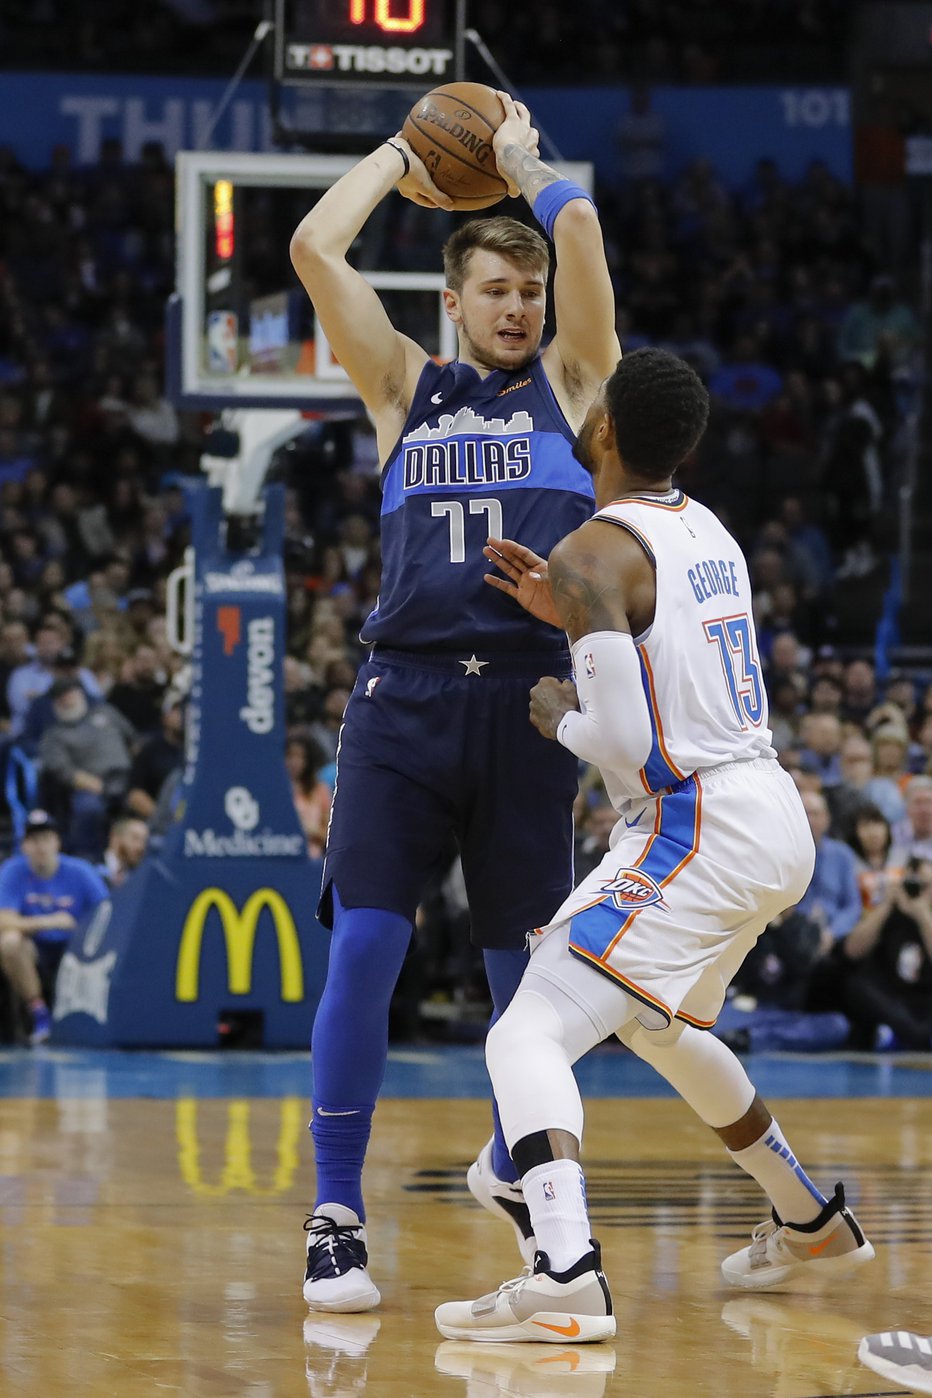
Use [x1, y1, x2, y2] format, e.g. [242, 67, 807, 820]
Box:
[361, 355, 595, 653]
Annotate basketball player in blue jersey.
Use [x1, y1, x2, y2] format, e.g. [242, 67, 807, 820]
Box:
[435, 349, 873, 1343]
[290, 92, 620, 1310]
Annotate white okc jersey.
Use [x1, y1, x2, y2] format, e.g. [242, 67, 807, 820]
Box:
[531, 488, 805, 1035]
[594, 487, 774, 803]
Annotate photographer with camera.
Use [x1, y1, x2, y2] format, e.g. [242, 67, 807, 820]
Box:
[839, 856, 932, 1050]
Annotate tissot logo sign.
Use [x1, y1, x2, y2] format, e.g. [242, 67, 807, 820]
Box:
[286, 42, 453, 74]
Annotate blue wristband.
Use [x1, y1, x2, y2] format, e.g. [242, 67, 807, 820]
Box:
[532, 180, 595, 240]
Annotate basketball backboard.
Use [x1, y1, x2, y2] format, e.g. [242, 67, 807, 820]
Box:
[169, 149, 594, 414]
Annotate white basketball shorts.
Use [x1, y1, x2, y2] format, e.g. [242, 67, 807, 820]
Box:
[530, 758, 815, 1034]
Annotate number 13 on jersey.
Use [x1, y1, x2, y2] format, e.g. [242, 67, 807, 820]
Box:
[703, 614, 765, 729]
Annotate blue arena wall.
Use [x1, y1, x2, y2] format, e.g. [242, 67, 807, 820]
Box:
[0, 73, 852, 190]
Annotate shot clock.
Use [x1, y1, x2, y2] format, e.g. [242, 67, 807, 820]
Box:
[275, 0, 465, 86]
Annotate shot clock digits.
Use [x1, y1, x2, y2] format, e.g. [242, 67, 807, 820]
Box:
[277, 0, 464, 85]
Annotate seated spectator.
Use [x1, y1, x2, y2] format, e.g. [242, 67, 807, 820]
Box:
[837, 273, 921, 374]
[283, 655, 320, 729]
[107, 642, 165, 737]
[285, 735, 332, 859]
[764, 630, 809, 699]
[885, 673, 918, 729]
[125, 699, 184, 821]
[107, 372, 180, 452]
[863, 721, 909, 825]
[18, 646, 101, 757]
[769, 677, 804, 753]
[83, 629, 130, 697]
[822, 412, 883, 579]
[0, 809, 108, 1044]
[99, 813, 149, 888]
[798, 788, 862, 947]
[840, 857, 932, 1050]
[779, 496, 834, 592]
[827, 733, 875, 835]
[798, 712, 843, 788]
[808, 675, 843, 718]
[731, 904, 823, 1010]
[708, 334, 783, 415]
[841, 659, 878, 725]
[914, 710, 932, 775]
[38, 678, 136, 859]
[848, 803, 902, 908]
[308, 685, 351, 766]
[123, 589, 158, 644]
[893, 776, 932, 863]
[7, 617, 73, 737]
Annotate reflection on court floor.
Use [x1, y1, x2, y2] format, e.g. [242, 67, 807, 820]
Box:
[0, 1047, 929, 1397]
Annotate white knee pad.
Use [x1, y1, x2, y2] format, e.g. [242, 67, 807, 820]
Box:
[622, 1021, 756, 1129]
[486, 988, 591, 1150]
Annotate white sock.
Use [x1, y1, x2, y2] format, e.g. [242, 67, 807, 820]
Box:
[728, 1119, 828, 1225]
[522, 1159, 592, 1273]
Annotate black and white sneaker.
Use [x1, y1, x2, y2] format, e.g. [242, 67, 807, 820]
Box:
[303, 1204, 381, 1312]
[467, 1138, 537, 1265]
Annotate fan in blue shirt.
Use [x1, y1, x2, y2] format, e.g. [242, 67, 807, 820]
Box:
[798, 789, 861, 943]
[0, 809, 108, 1044]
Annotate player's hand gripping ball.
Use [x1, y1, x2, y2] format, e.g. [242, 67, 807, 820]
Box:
[402, 81, 508, 210]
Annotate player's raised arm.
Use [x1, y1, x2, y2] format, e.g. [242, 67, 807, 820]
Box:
[289, 139, 453, 450]
[492, 94, 620, 414]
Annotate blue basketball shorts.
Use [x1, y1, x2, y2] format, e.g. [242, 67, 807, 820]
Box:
[319, 648, 579, 950]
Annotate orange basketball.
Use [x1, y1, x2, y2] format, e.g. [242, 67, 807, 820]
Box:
[402, 82, 508, 211]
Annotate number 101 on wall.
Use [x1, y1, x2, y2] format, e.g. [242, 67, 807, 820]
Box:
[276, 0, 464, 85]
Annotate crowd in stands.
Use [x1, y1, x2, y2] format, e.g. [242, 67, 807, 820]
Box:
[0, 89, 926, 1046]
[0, 0, 850, 84]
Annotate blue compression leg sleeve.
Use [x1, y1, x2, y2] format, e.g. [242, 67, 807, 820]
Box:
[483, 946, 530, 1182]
[310, 889, 412, 1219]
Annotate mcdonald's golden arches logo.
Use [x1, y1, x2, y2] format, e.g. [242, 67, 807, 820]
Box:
[176, 886, 304, 1002]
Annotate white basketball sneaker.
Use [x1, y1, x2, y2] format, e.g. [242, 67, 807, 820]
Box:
[303, 1204, 381, 1312]
[467, 1138, 537, 1265]
[435, 1242, 616, 1344]
[721, 1183, 874, 1291]
[859, 1331, 932, 1395]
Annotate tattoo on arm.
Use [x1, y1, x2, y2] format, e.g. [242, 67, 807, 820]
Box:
[497, 143, 563, 203]
[549, 553, 625, 643]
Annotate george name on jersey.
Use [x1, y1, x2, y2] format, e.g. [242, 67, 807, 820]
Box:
[687, 557, 740, 605]
[403, 437, 531, 490]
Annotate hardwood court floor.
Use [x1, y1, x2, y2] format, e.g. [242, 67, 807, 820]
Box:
[0, 1074, 930, 1397]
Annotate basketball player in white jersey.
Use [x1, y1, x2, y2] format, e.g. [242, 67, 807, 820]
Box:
[435, 348, 874, 1343]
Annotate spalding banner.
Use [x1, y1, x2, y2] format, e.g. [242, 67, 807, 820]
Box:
[52, 485, 328, 1048]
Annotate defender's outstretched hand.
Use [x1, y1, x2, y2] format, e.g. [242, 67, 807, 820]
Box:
[484, 537, 562, 628]
[388, 134, 455, 209]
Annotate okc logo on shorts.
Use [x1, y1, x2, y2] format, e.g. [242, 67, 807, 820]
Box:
[600, 868, 666, 912]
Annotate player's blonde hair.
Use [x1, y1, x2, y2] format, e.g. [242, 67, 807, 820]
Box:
[442, 217, 550, 292]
